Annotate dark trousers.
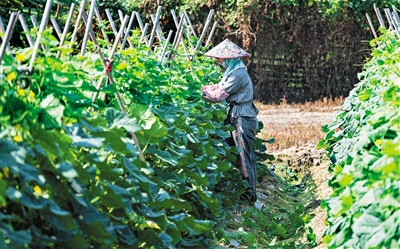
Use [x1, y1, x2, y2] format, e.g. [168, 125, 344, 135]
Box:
[226, 115, 258, 203]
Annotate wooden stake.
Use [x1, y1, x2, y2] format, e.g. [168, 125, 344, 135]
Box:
[365, 13, 378, 39]
[121, 12, 135, 50]
[105, 8, 118, 36]
[171, 10, 189, 53]
[205, 21, 217, 48]
[384, 8, 394, 30]
[50, 17, 62, 39]
[81, 0, 97, 55]
[94, 5, 110, 46]
[373, 4, 386, 28]
[158, 30, 173, 64]
[18, 14, 35, 47]
[148, 6, 162, 47]
[194, 9, 214, 52]
[139, 23, 149, 44]
[70, 0, 87, 50]
[135, 12, 149, 45]
[0, 16, 12, 54]
[29, 0, 53, 73]
[184, 11, 197, 38]
[150, 14, 165, 43]
[0, 12, 19, 64]
[56, 3, 76, 58]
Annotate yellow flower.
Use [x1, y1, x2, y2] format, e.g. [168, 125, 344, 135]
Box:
[3, 167, 9, 178]
[16, 53, 26, 62]
[7, 72, 17, 81]
[13, 135, 22, 142]
[29, 90, 35, 98]
[375, 139, 382, 146]
[17, 88, 25, 97]
[33, 185, 43, 196]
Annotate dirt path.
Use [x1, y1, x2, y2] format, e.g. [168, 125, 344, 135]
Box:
[257, 103, 338, 247]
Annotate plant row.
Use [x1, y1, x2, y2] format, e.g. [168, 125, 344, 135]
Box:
[0, 30, 269, 248]
[319, 29, 400, 249]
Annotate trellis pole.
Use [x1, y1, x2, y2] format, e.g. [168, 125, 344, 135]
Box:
[373, 4, 386, 28]
[139, 23, 149, 44]
[105, 9, 118, 36]
[18, 14, 35, 47]
[121, 12, 135, 50]
[148, 6, 162, 47]
[92, 15, 128, 101]
[0, 17, 12, 55]
[135, 12, 149, 45]
[30, 15, 47, 52]
[29, 0, 53, 73]
[56, 3, 76, 58]
[205, 21, 217, 47]
[0, 12, 19, 63]
[70, 0, 87, 51]
[393, 6, 400, 25]
[384, 8, 395, 30]
[150, 14, 165, 43]
[158, 30, 173, 64]
[365, 13, 378, 39]
[194, 9, 214, 52]
[50, 17, 63, 39]
[184, 11, 197, 38]
[94, 6, 110, 46]
[81, 0, 97, 55]
[171, 10, 189, 54]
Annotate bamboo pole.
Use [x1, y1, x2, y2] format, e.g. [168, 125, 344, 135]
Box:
[0, 12, 19, 63]
[194, 9, 214, 52]
[393, 6, 400, 25]
[171, 10, 189, 53]
[184, 11, 197, 38]
[171, 13, 185, 50]
[373, 4, 386, 28]
[0, 17, 12, 54]
[30, 15, 47, 52]
[105, 8, 118, 36]
[18, 14, 35, 47]
[365, 13, 378, 39]
[135, 12, 149, 45]
[56, 3, 75, 58]
[150, 14, 165, 43]
[81, 0, 97, 55]
[158, 30, 173, 64]
[148, 6, 162, 47]
[29, 0, 53, 73]
[205, 21, 217, 48]
[139, 23, 149, 44]
[70, 0, 87, 51]
[384, 8, 394, 30]
[118, 9, 124, 24]
[92, 15, 129, 102]
[50, 17, 62, 39]
[94, 6, 110, 46]
[121, 12, 135, 50]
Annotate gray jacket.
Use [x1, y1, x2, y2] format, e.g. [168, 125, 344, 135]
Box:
[219, 67, 259, 118]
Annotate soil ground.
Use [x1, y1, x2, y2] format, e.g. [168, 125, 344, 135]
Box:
[256, 102, 339, 248]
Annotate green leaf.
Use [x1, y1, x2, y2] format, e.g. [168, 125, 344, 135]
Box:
[105, 108, 141, 133]
[40, 94, 65, 126]
[352, 213, 381, 235]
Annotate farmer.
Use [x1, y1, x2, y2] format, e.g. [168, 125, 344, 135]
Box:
[202, 39, 262, 209]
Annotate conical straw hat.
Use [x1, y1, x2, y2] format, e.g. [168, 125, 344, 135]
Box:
[205, 39, 250, 59]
